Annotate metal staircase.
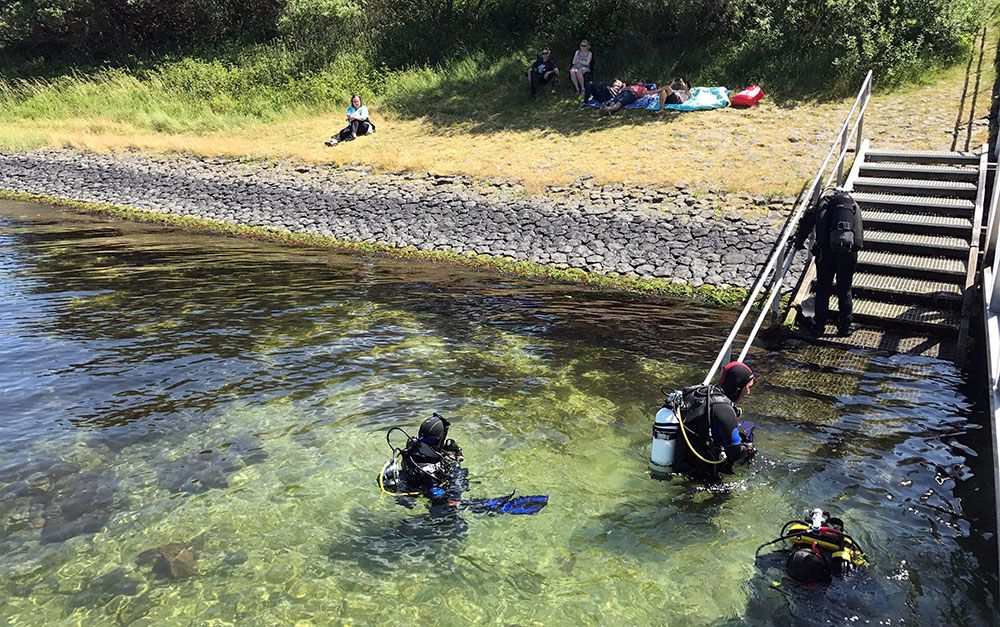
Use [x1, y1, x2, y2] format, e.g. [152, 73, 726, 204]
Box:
[788, 140, 989, 358]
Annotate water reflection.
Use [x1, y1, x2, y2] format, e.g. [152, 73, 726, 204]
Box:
[0, 200, 995, 624]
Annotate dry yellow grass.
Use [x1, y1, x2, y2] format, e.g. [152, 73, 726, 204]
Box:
[2, 39, 993, 196]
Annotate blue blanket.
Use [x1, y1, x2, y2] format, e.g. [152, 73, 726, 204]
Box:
[584, 86, 731, 112]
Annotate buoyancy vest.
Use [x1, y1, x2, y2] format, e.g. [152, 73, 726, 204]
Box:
[676, 384, 738, 462]
[784, 521, 867, 569]
[824, 192, 861, 258]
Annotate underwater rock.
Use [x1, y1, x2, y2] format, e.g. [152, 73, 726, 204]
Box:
[136, 542, 198, 580]
[29, 468, 125, 543]
[157, 435, 268, 494]
[67, 567, 143, 611]
[157, 450, 234, 494]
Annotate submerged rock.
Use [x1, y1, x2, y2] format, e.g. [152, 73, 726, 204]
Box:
[67, 566, 142, 610]
[40, 469, 124, 543]
[136, 542, 198, 580]
[157, 435, 268, 494]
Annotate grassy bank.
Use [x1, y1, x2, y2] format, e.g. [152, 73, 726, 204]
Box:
[0, 189, 750, 307]
[1, 23, 995, 196]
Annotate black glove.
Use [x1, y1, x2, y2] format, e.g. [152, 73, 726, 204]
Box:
[741, 443, 757, 464]
[794, 239, 806, 251]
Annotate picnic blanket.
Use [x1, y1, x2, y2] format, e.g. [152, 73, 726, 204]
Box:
[583, 86, 731, 111]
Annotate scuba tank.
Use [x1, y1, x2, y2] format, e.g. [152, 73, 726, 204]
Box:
[650, 390, 682, 473]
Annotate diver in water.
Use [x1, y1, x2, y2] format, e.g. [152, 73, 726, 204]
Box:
[380, 413, 466, 505]
[756, 508, 868, 585]
[655, 361, 758, 479]
[379, 413, 547, 515]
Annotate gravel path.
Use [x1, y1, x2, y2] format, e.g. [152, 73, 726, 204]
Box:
[0, 149, 795, 289]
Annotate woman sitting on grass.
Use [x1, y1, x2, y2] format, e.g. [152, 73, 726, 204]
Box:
[652, 78, 690, 113]
[325, 94, 374, 146]
[569, 40, 593, 96]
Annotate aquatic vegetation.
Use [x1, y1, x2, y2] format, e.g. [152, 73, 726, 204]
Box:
[0, 201, 992, 624]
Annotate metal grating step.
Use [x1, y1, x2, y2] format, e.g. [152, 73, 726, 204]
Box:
[851, 272, 963, 303]
[852, 192, 975, 215]
[864, 148, 980, 165]
[829, 297, 960, 331]
[809, 325, 949, 358]
[861, 210, 973, 234]
[858, 162, 979, 182]
[864, 230, 969, 256]
[852, 177, 978, 199]
[856, 250, 966, 280]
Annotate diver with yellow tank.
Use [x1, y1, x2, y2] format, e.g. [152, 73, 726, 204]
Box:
[756, 508, 868, 585]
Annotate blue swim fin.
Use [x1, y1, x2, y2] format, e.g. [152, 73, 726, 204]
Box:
[462, 492, 548, 515]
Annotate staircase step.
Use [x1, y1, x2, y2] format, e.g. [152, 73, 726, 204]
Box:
[858, 162, 979, 182]
[856, 250, 966, 281]
[829, 297, 960, 332]
[852, 177, 978, 199]
[851, 272, 963, 304]
[852, 192, 975, 215]
[863, 230, 969, 257]
[864, 148, 980, 165]
[860, 210, 973, 235]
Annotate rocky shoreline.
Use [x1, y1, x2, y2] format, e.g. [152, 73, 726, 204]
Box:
[0, 149, 795, 290]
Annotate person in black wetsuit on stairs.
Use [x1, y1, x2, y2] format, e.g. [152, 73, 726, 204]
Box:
[794, 189, 865, 337]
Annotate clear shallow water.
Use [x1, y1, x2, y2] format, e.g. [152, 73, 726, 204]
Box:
[0, 200, 995, 625]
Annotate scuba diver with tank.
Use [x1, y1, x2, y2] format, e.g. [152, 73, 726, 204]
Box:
[379, 413, 548, 515]
[756, 508, 868, 586]
[651, 361, 758, 479]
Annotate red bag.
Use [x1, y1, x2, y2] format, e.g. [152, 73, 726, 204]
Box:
[731, 85, 763, 108]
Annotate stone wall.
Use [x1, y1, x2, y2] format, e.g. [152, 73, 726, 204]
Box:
[0, 150, 795, 289]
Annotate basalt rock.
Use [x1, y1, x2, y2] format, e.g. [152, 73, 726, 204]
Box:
[136, 542, 198, 580]
[0, 149, 795, 290]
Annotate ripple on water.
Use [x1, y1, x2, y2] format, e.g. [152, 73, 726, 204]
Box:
[0, 200, 995, 624]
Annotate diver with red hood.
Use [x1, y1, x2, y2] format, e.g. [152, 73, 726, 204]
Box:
[660, 361, 758, 478]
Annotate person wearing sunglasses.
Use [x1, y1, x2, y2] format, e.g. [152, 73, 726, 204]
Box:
[569, 40, 594, 96]
[527, 47, 559, 98]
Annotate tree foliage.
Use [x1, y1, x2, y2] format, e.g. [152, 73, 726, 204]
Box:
[0, 0, 994, 88]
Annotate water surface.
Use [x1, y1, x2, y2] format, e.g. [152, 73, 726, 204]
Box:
[0, 201, 995, 624]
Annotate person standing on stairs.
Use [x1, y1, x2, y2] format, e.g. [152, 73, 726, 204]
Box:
[793, 189, 865, 337]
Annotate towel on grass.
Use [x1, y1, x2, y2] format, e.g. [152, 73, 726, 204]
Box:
[583, 86, 731, 111]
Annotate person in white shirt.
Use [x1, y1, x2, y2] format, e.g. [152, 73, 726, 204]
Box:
[326, 94, 375, 146]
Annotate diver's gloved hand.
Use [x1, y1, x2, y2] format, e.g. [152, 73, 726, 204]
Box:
[740, 443, 757, 465]
[794, 239, 806, 251]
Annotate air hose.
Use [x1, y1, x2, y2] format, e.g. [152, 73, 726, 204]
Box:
[674, 400, 727, 466]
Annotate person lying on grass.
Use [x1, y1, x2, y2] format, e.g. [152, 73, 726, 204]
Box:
[527, 47, 559, 98]
[325, 94, 375, 146]
[600, 81, 652, 115]
[652, 78, 690, 113]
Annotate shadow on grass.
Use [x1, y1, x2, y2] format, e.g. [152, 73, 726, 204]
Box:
[378, 48, 854, 137]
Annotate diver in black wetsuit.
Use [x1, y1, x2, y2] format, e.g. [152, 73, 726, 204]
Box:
[378, 414, 547, 515]
[380, 414, 466, 506]
[672, 361, 758, 478]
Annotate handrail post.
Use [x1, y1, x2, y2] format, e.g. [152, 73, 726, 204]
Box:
[855, 76, 869, 155]
[836, 126, 850, 186]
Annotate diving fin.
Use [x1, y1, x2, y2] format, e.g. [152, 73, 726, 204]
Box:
[462, 492, 548, 515]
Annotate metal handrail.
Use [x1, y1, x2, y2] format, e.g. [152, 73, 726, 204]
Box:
[703, 70, 874, 385]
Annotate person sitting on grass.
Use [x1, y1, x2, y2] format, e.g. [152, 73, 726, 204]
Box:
[325, 94, 374, 146]
[569, 40, 594, 97]
[527, 47, 559, 98]
[652, 78, 690, 113]
[600, 81, 651, 115]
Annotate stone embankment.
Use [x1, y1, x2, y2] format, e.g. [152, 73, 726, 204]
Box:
[0, 149, 794, 289]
